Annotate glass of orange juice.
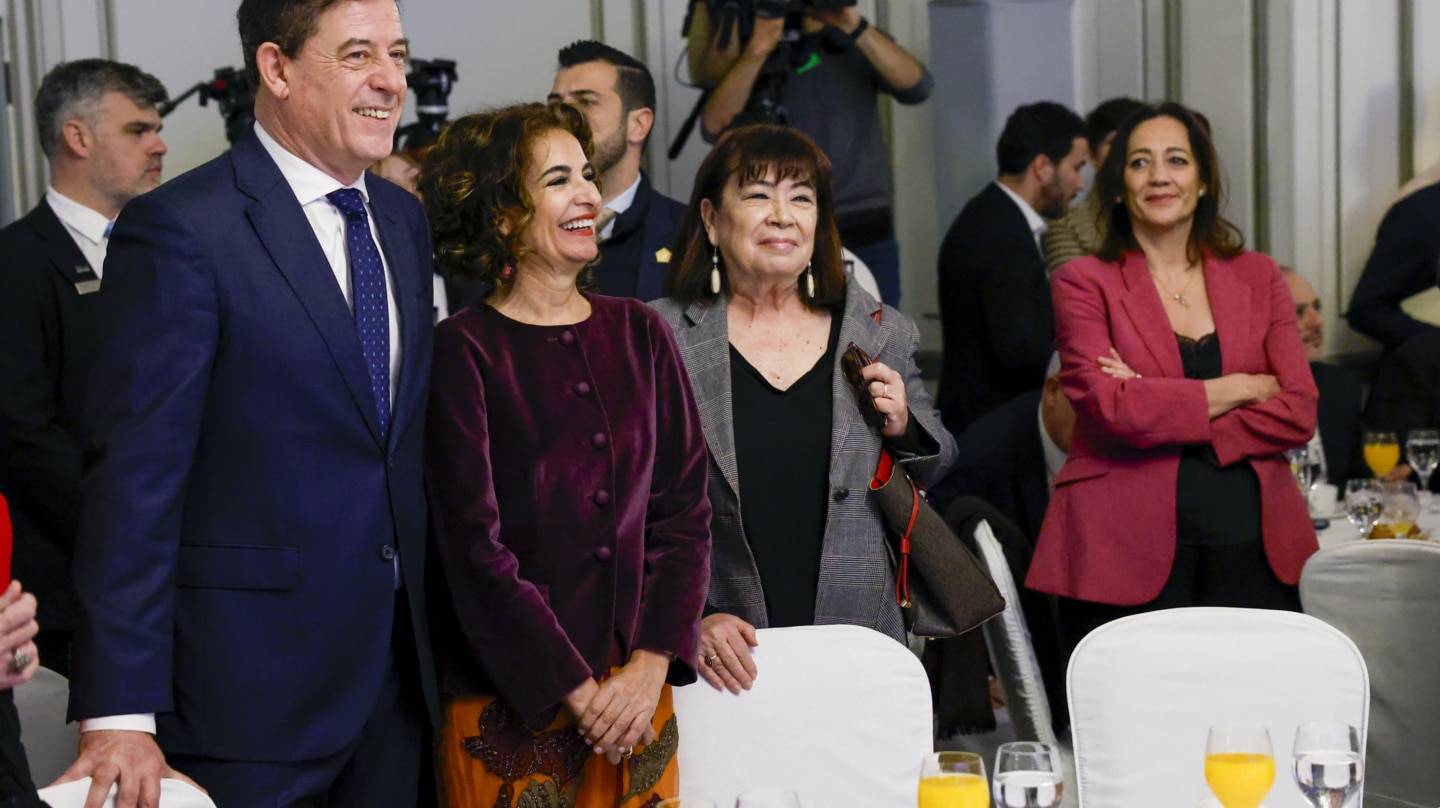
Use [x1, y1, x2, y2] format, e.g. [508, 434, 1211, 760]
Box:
[919, 751, 988, 808]
[1205, 725, 1275, 808]
[1364, 431, 1401, 478]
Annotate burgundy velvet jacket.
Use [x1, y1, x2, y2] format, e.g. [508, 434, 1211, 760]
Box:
[425, 294, 712, 727]
[1027, 251, 1319, 606]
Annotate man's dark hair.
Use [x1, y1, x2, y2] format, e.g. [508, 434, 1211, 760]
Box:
[1083, 97, 1146, 154]
[557, 40, 657, 118]
[995, 101, 1085, 177]
[239, 0, 382, 87]
[34, 59, 167, 159]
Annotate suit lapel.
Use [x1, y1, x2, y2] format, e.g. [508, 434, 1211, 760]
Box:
[1205, 255, 1251, 374]
[1118, 252, 1186, 378]
[368, 186, 428, 450]
[233, 135, 387, 446]
[675, 296, 741, 502]
[830, 280, 884, 477]
[30, 202, 100, 290]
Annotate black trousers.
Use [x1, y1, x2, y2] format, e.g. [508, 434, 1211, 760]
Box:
[0, 690, 39, 808]
[1057, 540, 1301, 659]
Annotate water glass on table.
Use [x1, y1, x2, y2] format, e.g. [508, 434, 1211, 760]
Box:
[918, 751, 988, 808]
[1343, 479, 1383, 539]
[1292, 722, 1362, 808]
[1205, 724, 1275, 808]
[992, 742, 1062, 808]
[735, 789, 800, 808]
[1364, 431, 1400, 478]
[1404, 428, 1439, 507]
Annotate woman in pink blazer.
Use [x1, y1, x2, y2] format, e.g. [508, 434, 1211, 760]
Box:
[1026, 102, 1318, 651]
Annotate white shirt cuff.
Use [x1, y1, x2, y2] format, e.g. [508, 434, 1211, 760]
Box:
[79, 714, 156, 734]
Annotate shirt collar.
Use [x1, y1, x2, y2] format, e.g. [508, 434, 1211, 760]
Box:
[45, 187, 112, 245]
[995, 181, 1049, 240]
[254, 122, 369, 206]
[1038, 402, 1068, 485]
[605, 174, 642, 216]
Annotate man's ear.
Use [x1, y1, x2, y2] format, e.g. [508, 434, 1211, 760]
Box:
[255, 42, 292, 100]
[60, 119, 92, 158]
[627, 107, 655, 147]
[1032, 153, 1056, 186]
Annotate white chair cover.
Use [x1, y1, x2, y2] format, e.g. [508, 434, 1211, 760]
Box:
[37, 778, 216, 808]
[1300, 540, 1440, 808]
[1067, 608, 1369, 808]
[972, 520, 1077, 808]
[12, 666, 78, 786]
[672, 624, 931, 807]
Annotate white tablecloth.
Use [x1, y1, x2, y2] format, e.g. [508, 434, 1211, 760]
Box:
[1316, 505, 1440, 549]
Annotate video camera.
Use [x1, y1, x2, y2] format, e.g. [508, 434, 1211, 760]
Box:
[159, 67, 255, 146]
[393, 58, 458, 159]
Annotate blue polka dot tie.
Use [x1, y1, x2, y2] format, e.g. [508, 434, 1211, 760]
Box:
[327, 188, 390, 438]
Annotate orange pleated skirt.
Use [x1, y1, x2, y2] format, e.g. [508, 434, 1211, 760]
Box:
[439, 683, 678, 808]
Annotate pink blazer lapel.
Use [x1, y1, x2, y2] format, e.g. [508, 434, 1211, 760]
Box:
[1117, 252, 1186, 378]
[1204, 254, 1252, 374]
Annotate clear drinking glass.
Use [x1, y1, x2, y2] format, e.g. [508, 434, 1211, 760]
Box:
[735, 789, 800, 808]
[1404, 428, 1439, 506]
[1205, 725, 1275, 808]
[1292, 722, 1362, 808]
[1344, 479, 1383, 539]
[992, 742, 1062, 808]
[919, 751, 988, 808]
[1287, 447, 1313, 495]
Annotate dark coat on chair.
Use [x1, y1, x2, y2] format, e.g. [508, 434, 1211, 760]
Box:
[936, 182, 1055, 436]
[930, 389, 1050, 547]
[0, 201, 101, 639]
[68, 130, 439, 763]
[596, 171, 685, 302]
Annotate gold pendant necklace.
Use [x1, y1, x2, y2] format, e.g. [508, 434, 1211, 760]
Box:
[1153, 270, 1199, 309]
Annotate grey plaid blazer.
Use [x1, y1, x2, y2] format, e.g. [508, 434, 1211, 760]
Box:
[651, 279, 956, 643]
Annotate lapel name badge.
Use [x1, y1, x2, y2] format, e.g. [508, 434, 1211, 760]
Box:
[655, 247, 672, 264]
[74, 279, 102, 295]
[75, 265, 94, 276]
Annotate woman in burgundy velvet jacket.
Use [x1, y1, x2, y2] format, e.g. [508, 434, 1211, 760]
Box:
[1025, 102, 1318, 652]
[419, 103, 711, 808]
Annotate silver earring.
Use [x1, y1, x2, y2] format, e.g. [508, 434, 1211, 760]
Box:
[710, 246, 722, 294]
[1198, 188, 1207, 197]
[804, 263, 815, 299]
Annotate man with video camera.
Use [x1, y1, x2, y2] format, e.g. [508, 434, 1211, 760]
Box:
[692, 0, 931, 305]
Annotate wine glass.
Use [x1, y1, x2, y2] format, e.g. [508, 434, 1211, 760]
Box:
[1404, 428, 1439, 506]
[1287, 447, 1313, 495]
[1292, 722, 1362, 808]
[1364, 431, 1400, 478]
[1205, 724, 1275, 808]
[1344, 479, 1383, 539]
[919, 751, 988, 808]
[735, 789, 800, 808]
[992, 742, 1062, 808]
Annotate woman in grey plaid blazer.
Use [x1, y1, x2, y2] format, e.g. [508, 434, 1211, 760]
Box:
[651, 125, 955, 694]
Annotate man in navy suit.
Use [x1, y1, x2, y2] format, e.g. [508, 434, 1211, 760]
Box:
[0, 59, 167, 679]
[57, 1, 437, 806]
[936, 102, 1087, 437]
[549, 40, 685, 302]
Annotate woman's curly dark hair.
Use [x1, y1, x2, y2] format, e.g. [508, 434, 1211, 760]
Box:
[417, 102, 594, 288]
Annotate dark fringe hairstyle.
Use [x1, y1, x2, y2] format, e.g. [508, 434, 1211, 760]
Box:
[663, 124, 845, 310]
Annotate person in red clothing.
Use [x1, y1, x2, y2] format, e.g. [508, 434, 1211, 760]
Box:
[1026, 102, 1318, 653]
[0, 495, 42, 806]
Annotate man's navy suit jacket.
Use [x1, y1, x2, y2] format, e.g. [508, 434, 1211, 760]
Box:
[68, 130, 439, 762]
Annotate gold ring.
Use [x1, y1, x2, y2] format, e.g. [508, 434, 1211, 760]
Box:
[620, 747, 633, 759]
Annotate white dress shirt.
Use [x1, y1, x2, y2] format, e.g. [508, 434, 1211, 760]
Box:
[81, 125, 405, 736]
[995, 181, 1049, 253]
[45, 187, 112, 278]
[599, 174, 641, 241]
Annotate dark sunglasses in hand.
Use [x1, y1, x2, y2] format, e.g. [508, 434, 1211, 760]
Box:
[841, 342, 886, 430]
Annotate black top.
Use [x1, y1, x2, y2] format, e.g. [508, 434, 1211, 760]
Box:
[730, 314, 841, 627]
[1175, 333, 1263, 545]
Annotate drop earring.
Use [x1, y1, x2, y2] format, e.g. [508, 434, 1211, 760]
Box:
[710, 246, 722, 294]
[1198, 188, 1207, 197]
[804, 262, 815, 298]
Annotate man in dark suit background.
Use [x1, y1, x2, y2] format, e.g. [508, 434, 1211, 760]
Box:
[1283, 267, 1367, 486]
[936, 101, 1086, 436]
[1345, 181, 1440, 351]
[56, 1, 437, 806]
[549, 40, 684, 302]
[0, 59, 167, 679]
